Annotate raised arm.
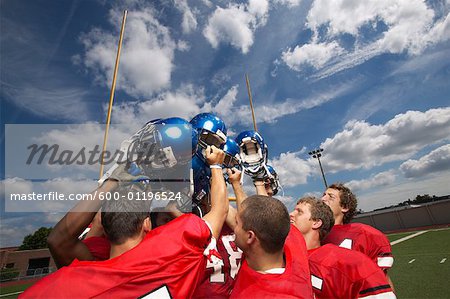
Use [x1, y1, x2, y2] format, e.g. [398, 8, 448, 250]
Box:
[224, 168, 247, 229]
[202, 145, 228, 240]
[254, 179, 268, 196]
[227, 168, 247, 211]
[47, 179, 118, 268]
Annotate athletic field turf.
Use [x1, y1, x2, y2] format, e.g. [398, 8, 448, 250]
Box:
[388, 228, 449, 298]
[1, 227, 448, 298]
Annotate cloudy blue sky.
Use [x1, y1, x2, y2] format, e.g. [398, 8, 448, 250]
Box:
[1, 0, 449, 246]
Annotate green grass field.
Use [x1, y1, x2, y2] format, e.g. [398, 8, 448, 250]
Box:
[387, 231, 417, 242]
[0, 283, 34, 299]
[1, 228, 448, 298]
[388, 228, 450, 298]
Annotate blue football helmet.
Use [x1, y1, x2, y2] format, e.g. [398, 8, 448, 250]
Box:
[235, 130, 268, 177]
[126, 117, 194, 170]
[190, 113, 227, 150]
[265, 164, 281, 196]
[222, 138, 242, 169]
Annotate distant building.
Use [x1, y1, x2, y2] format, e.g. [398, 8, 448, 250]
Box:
[0, 247, 56, 281]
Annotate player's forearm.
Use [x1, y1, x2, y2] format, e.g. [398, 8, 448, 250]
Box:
[204, 168, 228, 239]
[225, 205, 237, 230]
[48, 180, 117, 266]
[62, 180, 117, 237]
[231, 181, 247, 211]
[254, 181, 268, 196]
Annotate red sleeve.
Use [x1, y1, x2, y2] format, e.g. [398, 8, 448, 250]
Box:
[356, 262, 395, 298]
[364, 227, 394, 271]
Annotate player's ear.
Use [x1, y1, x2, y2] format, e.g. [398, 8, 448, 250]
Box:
[247, 230, 257, 245]
[143, 217, 151, 232]
[312, 219, 323, 230]
[341, 206, 349, 213]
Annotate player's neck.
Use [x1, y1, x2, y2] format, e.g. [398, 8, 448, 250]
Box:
[334, 214, 344, 226]
[304, 231, 321, 250]
[109, 236, 143, 259]
[246, 247, 285, 273]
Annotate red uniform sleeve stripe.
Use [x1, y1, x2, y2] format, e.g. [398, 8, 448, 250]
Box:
[359, 284, 391, 295]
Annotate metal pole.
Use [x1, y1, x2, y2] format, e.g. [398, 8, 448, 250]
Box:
[316, 155, 328, 188]
[99, 10, 128, 179]
[308, 148, 328, 189]
[245, 74, 258, 132]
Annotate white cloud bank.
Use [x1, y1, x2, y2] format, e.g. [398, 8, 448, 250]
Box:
[269, 107, 450, 190]
[76, 7, 178, 97]
[400, 144, 450, 178]
[203, 0, 269, 54]
[322, 108, 450, 172]
[282, 0, 450, 78]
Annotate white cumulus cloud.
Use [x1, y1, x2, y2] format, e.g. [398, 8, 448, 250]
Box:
[174, 0, 198, 34]
[321, 108, 450, 172]
[400, 144, 450, 178]
[77, 7, 177, 97]
[269, 150, 312, 187]
[282, 41, 344, 71]
[203, 0, 269, 54]
[346, 170, 397, 192]
[282, 0, 450, 78]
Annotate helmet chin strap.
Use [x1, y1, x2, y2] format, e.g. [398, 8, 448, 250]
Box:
[196, 205, 203, 218]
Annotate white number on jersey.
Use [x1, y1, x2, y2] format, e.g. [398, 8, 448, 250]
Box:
[339, 238, 353, 249]
[140, 285, 171, 299]
[206, 234, 243, 283]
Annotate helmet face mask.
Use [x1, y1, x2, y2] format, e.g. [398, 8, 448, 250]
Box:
[223, 153, 240, 168]
[266, 165, 281, 196]
[222, 138, 241, 169]
[240, 138, 264, 165]
[236, 130, 268, 177]
[198, 130, 226, 149]
[190, 113, 228, 162]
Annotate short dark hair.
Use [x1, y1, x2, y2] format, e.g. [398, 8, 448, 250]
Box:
[329, 183, 357, 224]
[240, 195, 290, 253]
[297, 197, 334, 242]
[101, 190, 151, 245]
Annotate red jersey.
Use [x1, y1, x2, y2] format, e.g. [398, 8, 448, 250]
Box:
[322, 223, 394, 271]
[193, 225, 243, 298]
[21, 214, 214, 299]
[82, 236, 111, 261]
[230, 225, 313, 299]
[308, 244, 396, 298]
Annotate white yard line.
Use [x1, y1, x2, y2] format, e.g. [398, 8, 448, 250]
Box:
[408, 259, 416, 264]
[0, 291, 24, 297]
[391, 230, 428, 245]
[440, 258, 447, 264]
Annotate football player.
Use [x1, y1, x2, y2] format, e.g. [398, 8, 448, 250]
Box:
[47, 117, 195, 268]
[21, 144, 228, 298]
[190, 114, 244, 299]
[321, 183, 395, 288]
[229, 195, 313, 298]
[290, 197, 396, 298]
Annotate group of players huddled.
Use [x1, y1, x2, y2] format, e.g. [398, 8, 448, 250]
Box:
[21, 113, 396, 298]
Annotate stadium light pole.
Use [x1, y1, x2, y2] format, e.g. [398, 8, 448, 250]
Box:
[308, 148, 328, 189]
